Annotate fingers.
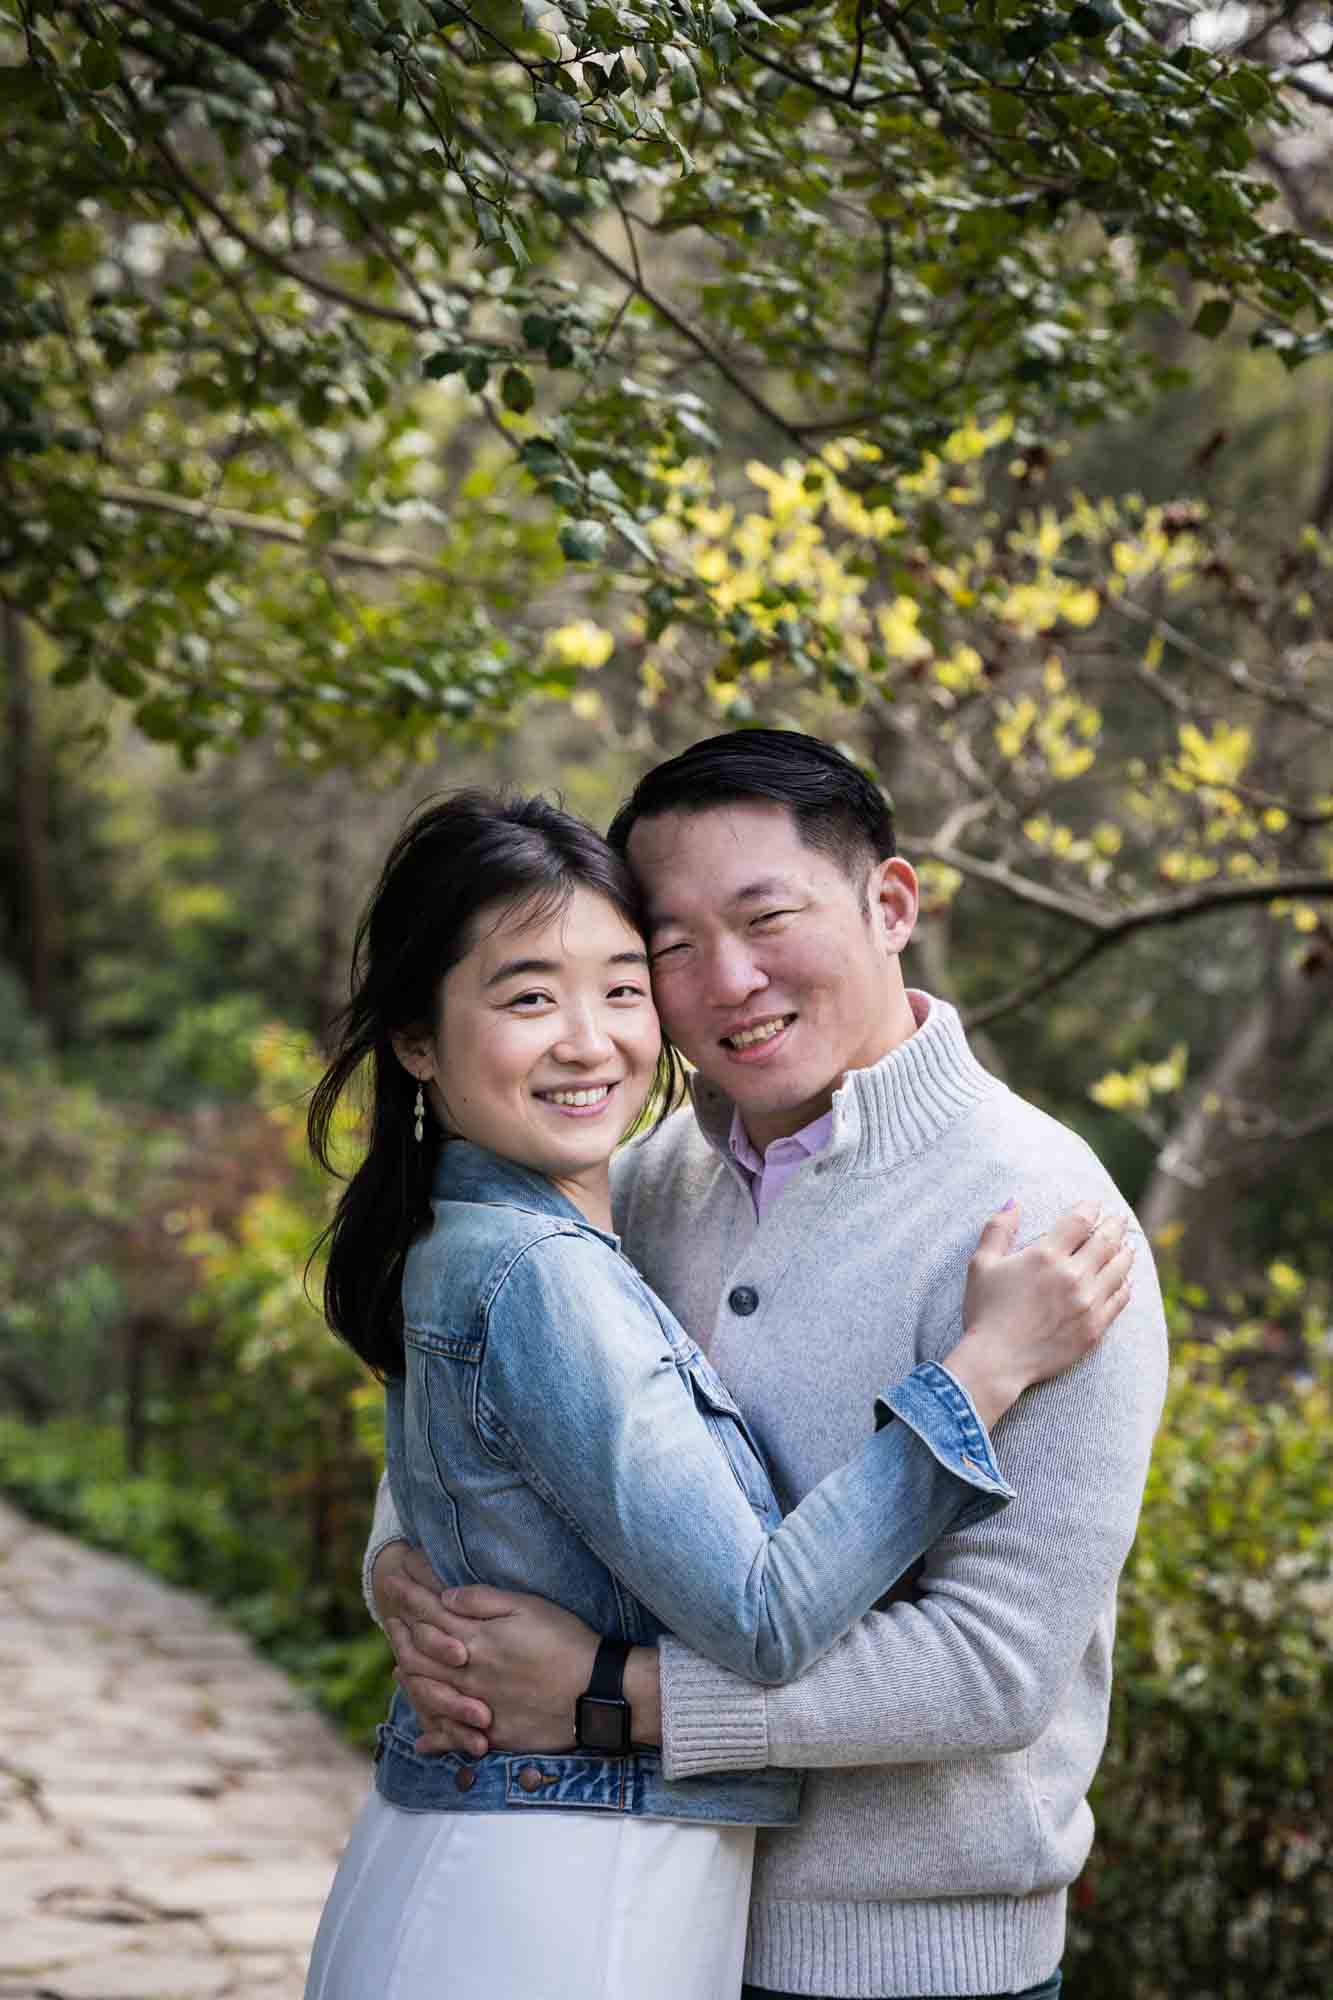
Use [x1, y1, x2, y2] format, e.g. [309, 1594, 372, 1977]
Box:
[1095, 1242, 1136, 1306]
[441, 1584, 523, 1620]
[1071, 1211, 1130, 1278]
[416, 1723, 490, 1758]
[1040, 1199, 1102, 1257]
[395, 1667, 492, 1736]
[974, 1199, 1021, 1260]
[1090, 1276, 1133, 1342]
[381, 1570, 457, 1627]
[385, 1613, 467, 1673]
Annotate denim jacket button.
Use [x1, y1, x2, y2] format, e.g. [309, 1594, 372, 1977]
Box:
[517, 1765, 544, 1794]
[728, 1285, 759, 1316]
[454, 1766, 476, 1793]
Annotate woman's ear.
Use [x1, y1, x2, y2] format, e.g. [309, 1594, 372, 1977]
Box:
[391, 1033, 435, 1084]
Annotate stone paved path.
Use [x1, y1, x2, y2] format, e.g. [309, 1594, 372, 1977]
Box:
[0, 1499, 371, 1999]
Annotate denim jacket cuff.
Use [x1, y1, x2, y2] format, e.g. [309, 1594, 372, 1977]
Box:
[658, 1635, 771, 1780]
[874, 1360, 1016, 1528]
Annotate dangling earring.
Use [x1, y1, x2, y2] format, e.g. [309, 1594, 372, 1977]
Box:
[413, 1084, 425, 1145]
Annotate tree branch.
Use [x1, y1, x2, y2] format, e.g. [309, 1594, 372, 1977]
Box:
[150, 139, 433, 332]
[111, 0, 291, 80]
[910, 842, 1333, 1027]
[450, 116, 815, 456]
[97, 483, 449, 575]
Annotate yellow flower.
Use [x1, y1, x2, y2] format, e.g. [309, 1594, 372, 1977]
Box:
[876, 596, 933, 662]
[546, 619, 615, 670]
[1267, 1260, 1305, 1299]
[1058, 585, 1100, 628]
[1177, 721, 1251, 787]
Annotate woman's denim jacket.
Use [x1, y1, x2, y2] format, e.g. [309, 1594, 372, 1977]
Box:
[376, 1141, 1014, 1825]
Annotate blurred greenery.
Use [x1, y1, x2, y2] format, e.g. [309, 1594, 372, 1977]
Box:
[3, 1, 1333, 1983]
[1070, 1308, 1333, 1995]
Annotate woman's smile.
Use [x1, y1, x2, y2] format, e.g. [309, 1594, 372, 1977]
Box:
[533, 1080, 622, 1118]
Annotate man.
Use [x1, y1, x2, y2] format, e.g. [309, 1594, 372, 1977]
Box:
[365, 729, 1167, 1999]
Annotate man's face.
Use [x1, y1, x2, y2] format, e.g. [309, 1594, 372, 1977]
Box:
[627, 801, 917, 1150]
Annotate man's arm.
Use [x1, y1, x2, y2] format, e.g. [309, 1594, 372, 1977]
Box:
[656, 1253, 1166, 1780]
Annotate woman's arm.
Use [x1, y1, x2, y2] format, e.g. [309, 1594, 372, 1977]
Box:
[471, 1207, 1127, 1688]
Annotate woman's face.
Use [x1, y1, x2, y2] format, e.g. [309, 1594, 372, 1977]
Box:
[411, 886, 661, 1205]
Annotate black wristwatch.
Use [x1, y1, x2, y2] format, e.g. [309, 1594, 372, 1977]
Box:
[574, 1636, 634, 1754]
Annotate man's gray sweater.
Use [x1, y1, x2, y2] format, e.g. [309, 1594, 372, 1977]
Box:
[366, 996, 1166, 1996]
[610, 996, 1167, 1997]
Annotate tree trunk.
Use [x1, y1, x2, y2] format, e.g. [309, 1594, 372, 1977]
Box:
[3, 605, 59, 1032]
[312, 789, 344, 1049]
[1139, 931, 1331, 1290]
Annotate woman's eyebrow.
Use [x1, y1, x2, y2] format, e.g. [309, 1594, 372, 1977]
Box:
[484, 956, 560, 988]
[484, 949, 648, 988]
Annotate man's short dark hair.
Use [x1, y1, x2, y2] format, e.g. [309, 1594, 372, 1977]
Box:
[606, 729, 896, 886]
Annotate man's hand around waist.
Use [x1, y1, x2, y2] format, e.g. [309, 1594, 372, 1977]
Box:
[373, 1543, 662, 1756]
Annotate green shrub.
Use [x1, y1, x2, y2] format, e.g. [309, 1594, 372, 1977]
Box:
[1068, 1317, 1333, 1997]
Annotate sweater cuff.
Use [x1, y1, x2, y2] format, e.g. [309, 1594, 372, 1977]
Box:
[658, 1636, 770, 1779]
[361, 1474, 409, 1629]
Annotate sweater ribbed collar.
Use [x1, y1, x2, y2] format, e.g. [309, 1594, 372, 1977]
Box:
[688, 991, 1001, 1180]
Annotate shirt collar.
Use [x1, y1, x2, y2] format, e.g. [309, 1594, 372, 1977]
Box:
[691, 991, 1001, 1178]
[728, 1105, 835, 1177]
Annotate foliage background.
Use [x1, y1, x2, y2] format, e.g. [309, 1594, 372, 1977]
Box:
[4, 0, 1333, 1991]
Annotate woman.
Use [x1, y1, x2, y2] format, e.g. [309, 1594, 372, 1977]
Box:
[304, 792, 1131, 2000]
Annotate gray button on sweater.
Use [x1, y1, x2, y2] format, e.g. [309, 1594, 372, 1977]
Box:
[611, 995, 1167, 1998]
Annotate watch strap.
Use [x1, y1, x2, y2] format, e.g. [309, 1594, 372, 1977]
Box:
[585, 1635, 632, 1701]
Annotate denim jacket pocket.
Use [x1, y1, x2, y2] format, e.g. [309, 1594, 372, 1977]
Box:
[682, 1349, 783, 1529]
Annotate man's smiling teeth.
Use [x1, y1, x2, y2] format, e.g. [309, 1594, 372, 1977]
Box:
[726, 1017, 793, 1049]
[543, 1086, 612, 1106]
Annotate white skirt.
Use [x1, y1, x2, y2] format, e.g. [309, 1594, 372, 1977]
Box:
[305, 1788, 756, 2000]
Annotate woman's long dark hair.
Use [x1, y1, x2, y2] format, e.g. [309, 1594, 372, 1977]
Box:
[308, 790, 682, 1379]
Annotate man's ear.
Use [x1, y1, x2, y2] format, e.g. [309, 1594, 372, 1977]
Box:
[869, 856, 918, 955]
[391, 1032, 435, 1084]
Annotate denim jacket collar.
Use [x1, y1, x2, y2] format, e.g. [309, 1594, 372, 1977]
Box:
[432, 1139, 621, 1250]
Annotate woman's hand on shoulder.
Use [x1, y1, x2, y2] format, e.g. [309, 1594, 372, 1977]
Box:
[944, 1199, 1135, 1429]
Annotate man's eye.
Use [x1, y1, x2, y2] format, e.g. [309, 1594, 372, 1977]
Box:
[650, 941, 688, 962]
[754, 909, 796, 927]
[510, 991, 550, 1009]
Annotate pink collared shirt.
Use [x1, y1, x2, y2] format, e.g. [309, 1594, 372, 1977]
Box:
[728, 1106, 835, 1223]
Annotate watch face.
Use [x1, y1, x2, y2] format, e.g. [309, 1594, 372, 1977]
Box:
[576, 1695, 631, 1754]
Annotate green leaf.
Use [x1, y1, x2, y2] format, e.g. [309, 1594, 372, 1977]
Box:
[78, 37, 122, 92]
[1192, 297, 1234, 340]
[99, 659, 147, 698]
[559, 518, 609, 562]
[1230, 68, 1271, 114]
[501, 366, 535, 412]
[534, 88, 581, 128]
[423, 350, 465, 378]
[134, 698, 182, 743]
